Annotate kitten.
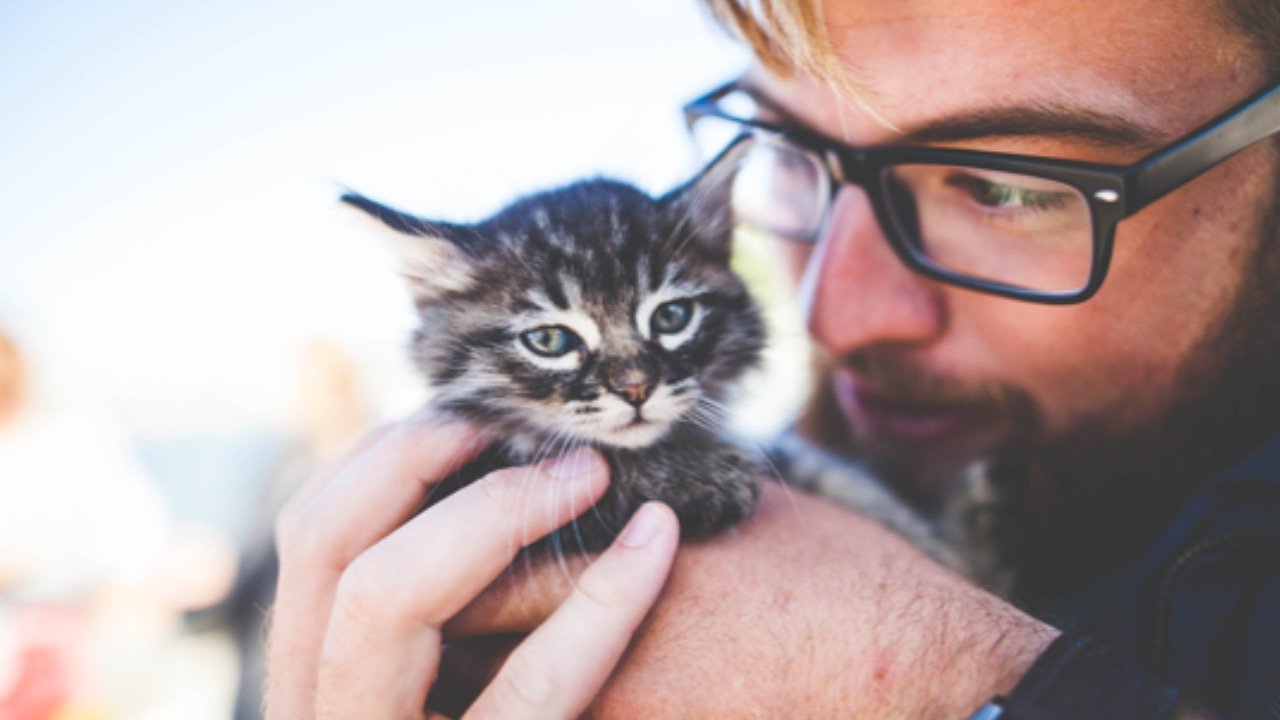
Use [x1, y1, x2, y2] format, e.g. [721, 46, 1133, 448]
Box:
[770, 433, 1020, 594]
[344, 167, 1016, 591]
[342, 165, 767, 550]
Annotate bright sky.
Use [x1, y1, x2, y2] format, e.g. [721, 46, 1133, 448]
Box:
[0, 0, 747, 434]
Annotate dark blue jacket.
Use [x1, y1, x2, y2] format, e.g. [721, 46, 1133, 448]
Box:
[1081, 433, 1280, 718]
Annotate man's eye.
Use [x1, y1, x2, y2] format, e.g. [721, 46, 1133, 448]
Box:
[651, 300, 694, 335]
[521, 326, 581, 357]
[946, 174, 1070, 212]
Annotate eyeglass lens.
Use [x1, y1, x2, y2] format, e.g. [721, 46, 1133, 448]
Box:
[693, 113, 1097, 294]
[730, 135, 830, 239]
[880, 165, 1094, 293]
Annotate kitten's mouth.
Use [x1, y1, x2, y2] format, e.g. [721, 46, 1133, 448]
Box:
[599, 416, 669, 449]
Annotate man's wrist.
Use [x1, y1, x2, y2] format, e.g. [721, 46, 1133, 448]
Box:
[827, 551, 1059, 720]
[903, 585, 1060, 720]
[934, 599, 1060, 719]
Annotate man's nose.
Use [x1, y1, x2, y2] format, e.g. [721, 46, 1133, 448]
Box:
[805, 186, 946, 356]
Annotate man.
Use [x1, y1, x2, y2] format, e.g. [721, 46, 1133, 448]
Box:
[265, 1, 1280, 718]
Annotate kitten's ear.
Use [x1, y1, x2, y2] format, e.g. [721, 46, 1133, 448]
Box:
[341, 192, 477, 302]
[659, 144, 748, 260]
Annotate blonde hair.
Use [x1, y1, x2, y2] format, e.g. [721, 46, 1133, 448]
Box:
[700, 0, 1280, 83]
[1224, 0, 1280, 79]
[700, 0, 837, 83]
[699, 0, 894, 123]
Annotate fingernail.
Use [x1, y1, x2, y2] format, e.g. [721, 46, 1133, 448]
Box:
[619, 503, 666, 547]
[546, 449, 603, 479]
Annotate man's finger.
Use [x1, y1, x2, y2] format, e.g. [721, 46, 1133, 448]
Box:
[314, 450, 612, 720]
[267, 412, 487, 720]
[443, 545, 591, 641]
[278, 414, 489, 570]
[464, 502, 679, 720]
[275, 420, 397, 540]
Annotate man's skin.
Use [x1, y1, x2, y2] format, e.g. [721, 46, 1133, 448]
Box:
[445, 482, 1058, 718]
[441, 0, 1278, 716]
[265, 0, 1279, 717]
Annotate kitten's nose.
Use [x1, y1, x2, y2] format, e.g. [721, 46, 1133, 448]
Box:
[606, 362, 656, 407]
[614, 380, 653, 407]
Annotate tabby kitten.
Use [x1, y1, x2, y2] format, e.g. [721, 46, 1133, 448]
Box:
[342, 167, 767, 550]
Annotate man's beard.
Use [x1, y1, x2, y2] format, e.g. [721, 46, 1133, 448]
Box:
[802, 348, 1038, 510]
[799, 166, 1280, 601]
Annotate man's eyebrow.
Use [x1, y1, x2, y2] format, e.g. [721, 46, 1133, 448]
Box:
[742, 80, 1169, 152]
[895, 104, 1169, 151]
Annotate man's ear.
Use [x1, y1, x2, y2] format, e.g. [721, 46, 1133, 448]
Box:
[340, 192, 477, 302]
[659, 142, 748, 261]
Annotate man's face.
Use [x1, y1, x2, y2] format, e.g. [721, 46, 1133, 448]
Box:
[754, 0, 1279, 505]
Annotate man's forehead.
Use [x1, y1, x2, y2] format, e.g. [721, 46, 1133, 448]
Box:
[820, 0, 1221, 47]
[762, 0, 1259, 156]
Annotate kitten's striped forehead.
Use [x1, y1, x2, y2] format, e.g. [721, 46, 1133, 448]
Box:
[477, 183, 721, 323]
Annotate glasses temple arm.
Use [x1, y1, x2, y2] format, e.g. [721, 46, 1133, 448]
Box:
[1124, 83, 1280, 215]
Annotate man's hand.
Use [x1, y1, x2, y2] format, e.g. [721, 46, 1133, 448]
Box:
[265, 410, 680, 720]
[443, 481, 1059, 719]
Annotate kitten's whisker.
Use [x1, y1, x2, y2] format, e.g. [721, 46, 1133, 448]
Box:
[508, 434, 557, 609]
[557, 435, 592, 562]
[509, 430, 550, 576]
[585, 498, 621, 544]
[686, 400, 806, 520]
[547, 430, 570, 554]
[688, 404, 727, 426]
[551, 435, 585, 592]
[550, 474, 567, 585]
[685, 405, 731, 434]
[692, 395, 731, 413]
[513, 426, 573, 594]
[517, 428, 568, 561]
[693, 395, 736, 416]
[681, 411, 723, 436]
[528, 427, 565, 472]
[581, 439, 622, 548]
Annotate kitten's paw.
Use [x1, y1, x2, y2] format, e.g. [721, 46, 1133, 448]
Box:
[943, 459, 1019, 596]
[667, 447, 761, 538]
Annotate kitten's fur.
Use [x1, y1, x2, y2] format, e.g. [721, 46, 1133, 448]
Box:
[343, 167, 766, 550]
[344, 169, 1015, 591]
[770, 433, 1019, 593]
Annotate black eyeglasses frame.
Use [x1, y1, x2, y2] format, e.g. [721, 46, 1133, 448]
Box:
[683, 79, 1280, 304]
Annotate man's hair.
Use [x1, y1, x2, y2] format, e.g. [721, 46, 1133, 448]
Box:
[700, 0, 1280, 87]
[1225, 0, 1280, 79]
[698, 0, 833, 86]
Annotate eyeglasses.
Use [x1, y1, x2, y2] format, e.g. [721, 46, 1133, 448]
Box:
[683, 79, 1280, 304]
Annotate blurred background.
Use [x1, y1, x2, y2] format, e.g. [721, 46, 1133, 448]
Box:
[0, 1, 792, 718]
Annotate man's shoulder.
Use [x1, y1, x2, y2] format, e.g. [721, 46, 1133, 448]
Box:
[1178, 430, 1280, 538]
[1125, 431, 1280, 717]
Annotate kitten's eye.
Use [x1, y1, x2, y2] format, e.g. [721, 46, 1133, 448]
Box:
[521, 326, 581, 357]
[651, 299, 694, 335]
